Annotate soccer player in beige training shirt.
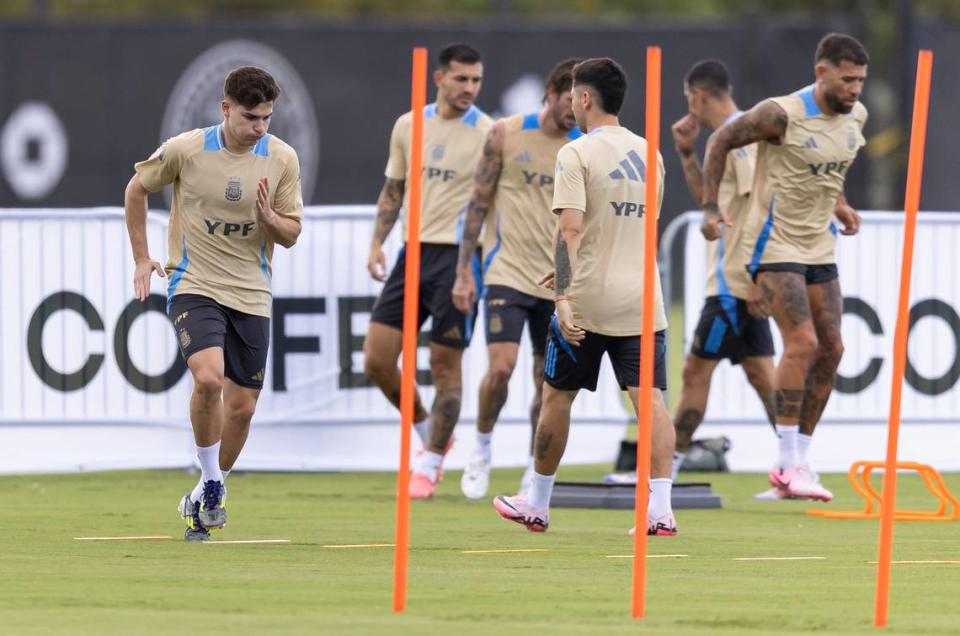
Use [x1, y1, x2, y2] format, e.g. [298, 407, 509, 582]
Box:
[668, 60, 780, 493]
[363, 44, 493, 499]
[702, 33, 867, 500]
[493, 58, 677, 536]
[124, 67, 303, 540]
[452, 58, 583, 501]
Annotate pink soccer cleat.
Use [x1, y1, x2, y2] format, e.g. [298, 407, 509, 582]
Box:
[770, 466, 833, 501]
[409, 470, 438, 500]
[628, 512, 678, 537]
[493, 495, 549, 532]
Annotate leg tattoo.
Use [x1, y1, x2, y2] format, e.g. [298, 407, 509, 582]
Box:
[428, 387, 462, 451]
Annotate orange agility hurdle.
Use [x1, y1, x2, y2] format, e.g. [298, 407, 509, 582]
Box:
[806, 461, 959, 522]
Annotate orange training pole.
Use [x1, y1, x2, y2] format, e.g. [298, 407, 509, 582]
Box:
[632, 45, 661, 620]
[393, 46, 428, 614]
[874, 49, 933, 628]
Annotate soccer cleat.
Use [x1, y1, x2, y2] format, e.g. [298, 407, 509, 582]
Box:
[409, 470, 438, 500]
[770, 466, 833, 501]
[628, 513, 678, 537]
[415, 435, 455, 482]
[178, 494, 210, 542]
[492, 495, 549, 532]
[460, 452, 492, 500]
[198, 480, 227, 528]
[753, 486, 794, 500]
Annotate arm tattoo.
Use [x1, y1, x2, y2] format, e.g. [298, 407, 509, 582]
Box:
[680, 153, 705, 206]
[372, 177, 405, 244]
[554, 229, 572, 297]
[702, 101, 787, 210]
[457, 126, 503, 269]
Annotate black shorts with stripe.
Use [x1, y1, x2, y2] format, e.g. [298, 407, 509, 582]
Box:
[370, 243, 478, 349]
[483, 285, 554, 356]
[167, 293, 270, 389]
[690, 295, 774, 365]
[543, 316, 667, 392]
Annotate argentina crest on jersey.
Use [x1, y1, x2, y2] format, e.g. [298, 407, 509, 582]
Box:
[225, 176, 242, 202]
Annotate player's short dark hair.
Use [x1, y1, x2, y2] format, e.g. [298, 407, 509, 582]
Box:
[438, 43, 482, 70]
[815, 33, 869, 67]
[224, 66, 281, 108]
[572, 57, 627, 116]
[685, 60, 731, 97]
[545, 58, 583, 99]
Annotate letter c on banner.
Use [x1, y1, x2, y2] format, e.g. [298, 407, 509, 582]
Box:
[27, 291, 105, 392]
[835, 296, 884, 394]
[113, 294, 188, 393]
[1, 102, 68, 200]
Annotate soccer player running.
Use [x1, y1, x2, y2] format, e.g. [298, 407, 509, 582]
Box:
[702, 33, 868, 500]
[452, 58, 583, 500]
[364, 44, 493, 499]
[124, 67, 303, 540]
[668, 60, 779, 489]
[493, 58, 677, 536]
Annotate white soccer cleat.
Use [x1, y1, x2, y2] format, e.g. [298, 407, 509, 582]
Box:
[460, 452, 492, 500]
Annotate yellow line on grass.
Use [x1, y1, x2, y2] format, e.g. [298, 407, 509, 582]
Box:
[74, 536, 173, 541]
[734, 556, 826, 561]
[204, 539, 290, 545]
[867, 560, 960, 565]
[322, 543, 395, 549]
[462, 548, 550, 554]
[605, 554, 688, 559]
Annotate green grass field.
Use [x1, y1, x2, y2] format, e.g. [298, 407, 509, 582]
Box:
[2, 466, 958, 635]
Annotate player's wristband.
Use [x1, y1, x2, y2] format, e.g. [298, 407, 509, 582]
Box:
[554, 295, 570, 303]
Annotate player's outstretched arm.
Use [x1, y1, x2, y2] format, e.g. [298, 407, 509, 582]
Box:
[553, 209, 585, 345]
[124, 174, 165, 302]
[702, 101, 787, 238]
[367, 177, 405, 282]
[255, 177, 301, 248]
[452, 121, 505, 314]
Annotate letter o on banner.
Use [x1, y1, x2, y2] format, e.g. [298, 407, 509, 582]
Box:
[905, 299, 960, 396]
[1, 102, 68, 200]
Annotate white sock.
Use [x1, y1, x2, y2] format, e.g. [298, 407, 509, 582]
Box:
[671, 451, 686, 481]
[797, 433, 812, 466]
[197, 442, 223, 484]
[414, 418, 430, 445]
[648, 478, 673, 518]
[527, 471, 556, 511]
[776, 425, 798, 469]
[476, 431, 493, 462]
[222, 469, 231, 480]
[416, 450, 443, 479]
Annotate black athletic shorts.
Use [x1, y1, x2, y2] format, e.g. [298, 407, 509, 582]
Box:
[543, 316, 667, 392]
[484, 284, 554, 356]
[752, 262, 839, 285]
[167, 293, 270, 389]
[690, 295, 775, 365]
[370, 243, 478, 349]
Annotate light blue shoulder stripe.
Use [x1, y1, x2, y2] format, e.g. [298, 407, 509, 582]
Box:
[253, 134, 271, 157]
[794, 84, 822, 117]
[521, 113, 540, 130]
[203, 125, 223, 152]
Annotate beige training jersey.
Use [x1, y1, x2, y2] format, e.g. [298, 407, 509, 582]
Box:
[552, 125, 667, 336]
[704, 111, 758, 300]
[384, 103, 493, 245]
[741, 85, 867, 269]
[136, 125, 304, 317]
[482, 113, 583, 299]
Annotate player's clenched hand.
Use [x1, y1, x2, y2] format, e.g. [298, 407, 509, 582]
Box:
[671, 114, 700, 154]
[451, 270, 476, 315]
[537, 271, 555, 290]
[745, 285, 770, 320]
[555, 299, 585, 346]
[367, 244, 387, 282]
[133, 258, 165, 302]
[700, 209, 730, 241]
[834, 201, 861, 236]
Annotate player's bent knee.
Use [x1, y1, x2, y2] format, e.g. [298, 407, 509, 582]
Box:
[784, 330, 819, 360]
[191, 371, 223, 397]
[681, 356, 712, 385]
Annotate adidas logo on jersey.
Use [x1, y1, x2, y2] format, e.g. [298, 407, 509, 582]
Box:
[515, 151, 532, 163]
[608, 150, 647, 182]
[803, 137, 818, 149]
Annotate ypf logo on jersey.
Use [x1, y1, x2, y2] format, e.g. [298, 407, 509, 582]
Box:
[160, 40, 319, 206]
